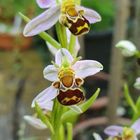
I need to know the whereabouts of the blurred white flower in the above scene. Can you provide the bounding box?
[134,77,140,90]
[93,133,103,140]
[116,40,137,57]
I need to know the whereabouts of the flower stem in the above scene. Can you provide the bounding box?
[66,123,73,140]
[51,99,65,140]
[55,22,68,48]
[68,34,76,55]
[124,84,138,114]
[39,32,61,49]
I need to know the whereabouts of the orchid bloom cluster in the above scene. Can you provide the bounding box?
[22,0,103,139]
[93,119,140,140]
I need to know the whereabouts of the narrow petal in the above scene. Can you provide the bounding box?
[32,86,58,108]
[43,65,58,82]
[104,125,123,136]
[24,115,47,129]
[131,119,140,135]
[93,133,103,140]
[36,0,56,9]
[76,6,101,23]
[23,5,60,36]
[73,60,103,78]
[55,48,74,66]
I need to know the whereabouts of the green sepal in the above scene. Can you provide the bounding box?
[61,88,100,122]
[19,12,61,49]
[35,102,54,134]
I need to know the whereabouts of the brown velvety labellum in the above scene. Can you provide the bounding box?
[57,88,84,105]
[67,16,90,36]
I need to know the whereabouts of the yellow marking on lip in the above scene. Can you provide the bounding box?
[61,96,81,104]
[75,23,89,34]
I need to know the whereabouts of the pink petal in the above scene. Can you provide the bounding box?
[131,119,140,135]
[31,86,58,108]
[24,115,47,129]
[43,65,58,82]
[23,5,60,36]
[55,48,74,66]
[76,6,101,24]
[104,125,123,136]
[36,0,56,9]
[72,60,103,78]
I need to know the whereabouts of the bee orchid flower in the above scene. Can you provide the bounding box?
[104,119,140,140]
[32,48,103,107]
[23,0,101,36]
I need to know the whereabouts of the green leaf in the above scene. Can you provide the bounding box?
[69,105,83,113]
[132,97,140,121]
[35,102,54,134]
[124,84,137,114]
[19,12,61,49]
[135,96,140,117]
[61,88,100,122]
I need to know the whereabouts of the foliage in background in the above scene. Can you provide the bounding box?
[0,0,37,23]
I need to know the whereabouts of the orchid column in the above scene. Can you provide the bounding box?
[21,0,103,140]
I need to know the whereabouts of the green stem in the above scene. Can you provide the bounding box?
[67,123,73,140]
[55,22,68,48]
[68,34,76,55]
[19,12,61,49]
[59,125,65,140]
[51,99,65,140]
[39,32,61,49]
[124,84,138,114]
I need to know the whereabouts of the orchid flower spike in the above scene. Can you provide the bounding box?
[104,119,140,140]
[32,48,103,107]
[23,0,101,36]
